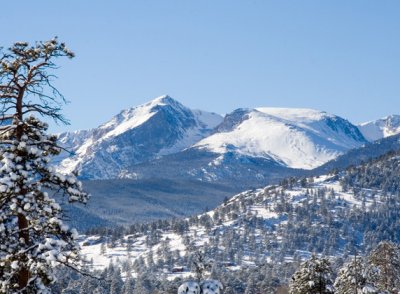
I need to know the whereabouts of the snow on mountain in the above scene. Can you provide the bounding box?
[56,97,369,180]
[57,95,223,179]
[193,107,367,169]
[358,114,400,141]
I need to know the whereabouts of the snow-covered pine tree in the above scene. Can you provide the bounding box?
[0,39,88,293]
[334,256,378,294]
[121,276,134,294]
[132,272,152,294]
[367,241,400,293]
[190,251,214,282]
[109,267,123,294]
[289,255,334,294]
[79,277,92,294]
[244,273,258,294]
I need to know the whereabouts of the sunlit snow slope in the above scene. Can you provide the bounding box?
[193,107,367,169]
[57,95,223,179]
[358,115,400,142]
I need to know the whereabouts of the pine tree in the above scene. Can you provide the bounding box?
[122,276,134,294]
[289,255,334,294]
[100,241,107,255]
[244,273,258,294]
[109,267,123,294]
[79,277,92,294]
[334,256,377,294]
[190,251,214,282]
[133,272,152,294]
[367,241,400,293]
[0,39,88,293]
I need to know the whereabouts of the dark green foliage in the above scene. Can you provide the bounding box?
[289,256,334,294]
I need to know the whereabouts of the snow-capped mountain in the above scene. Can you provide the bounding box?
[56,96,368,181]
[57,95,223,179]
[358,115,400,141]
[192,107,367,169]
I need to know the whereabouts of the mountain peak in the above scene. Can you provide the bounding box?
[101,95,187,132]
[214,108,253,133]
[358,114,400,141]
[383,114,400,125]
[146,95,183,109]
[57,95,223,179]
[152,94,173,103]
[360,114,400,126]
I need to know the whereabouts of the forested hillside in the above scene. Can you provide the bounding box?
[54,150,400,293]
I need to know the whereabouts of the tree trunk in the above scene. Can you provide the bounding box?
[18,214,30,289]
[16,91,30,290]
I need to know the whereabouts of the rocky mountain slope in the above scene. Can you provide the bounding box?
[57,96,222,179]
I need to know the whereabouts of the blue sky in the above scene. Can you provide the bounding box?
[1,1,399,132]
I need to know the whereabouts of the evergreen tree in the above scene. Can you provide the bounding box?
[109,267,123,294]
[334,256,377,294]
[244,273,258,294]
[122,276,134,294]
[79,277,91,294]
[0,39,88,293]
[367,241,400,293]
[289,255,334,294]
[190,251,213,282]
[100,242,107,255]
[93,287,106,294]
[133,272,152,294]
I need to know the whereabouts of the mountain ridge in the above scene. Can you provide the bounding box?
[56,95,370,180]
[193,106,366,169]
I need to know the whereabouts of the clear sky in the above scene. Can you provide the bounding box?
[1,1,399,132]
